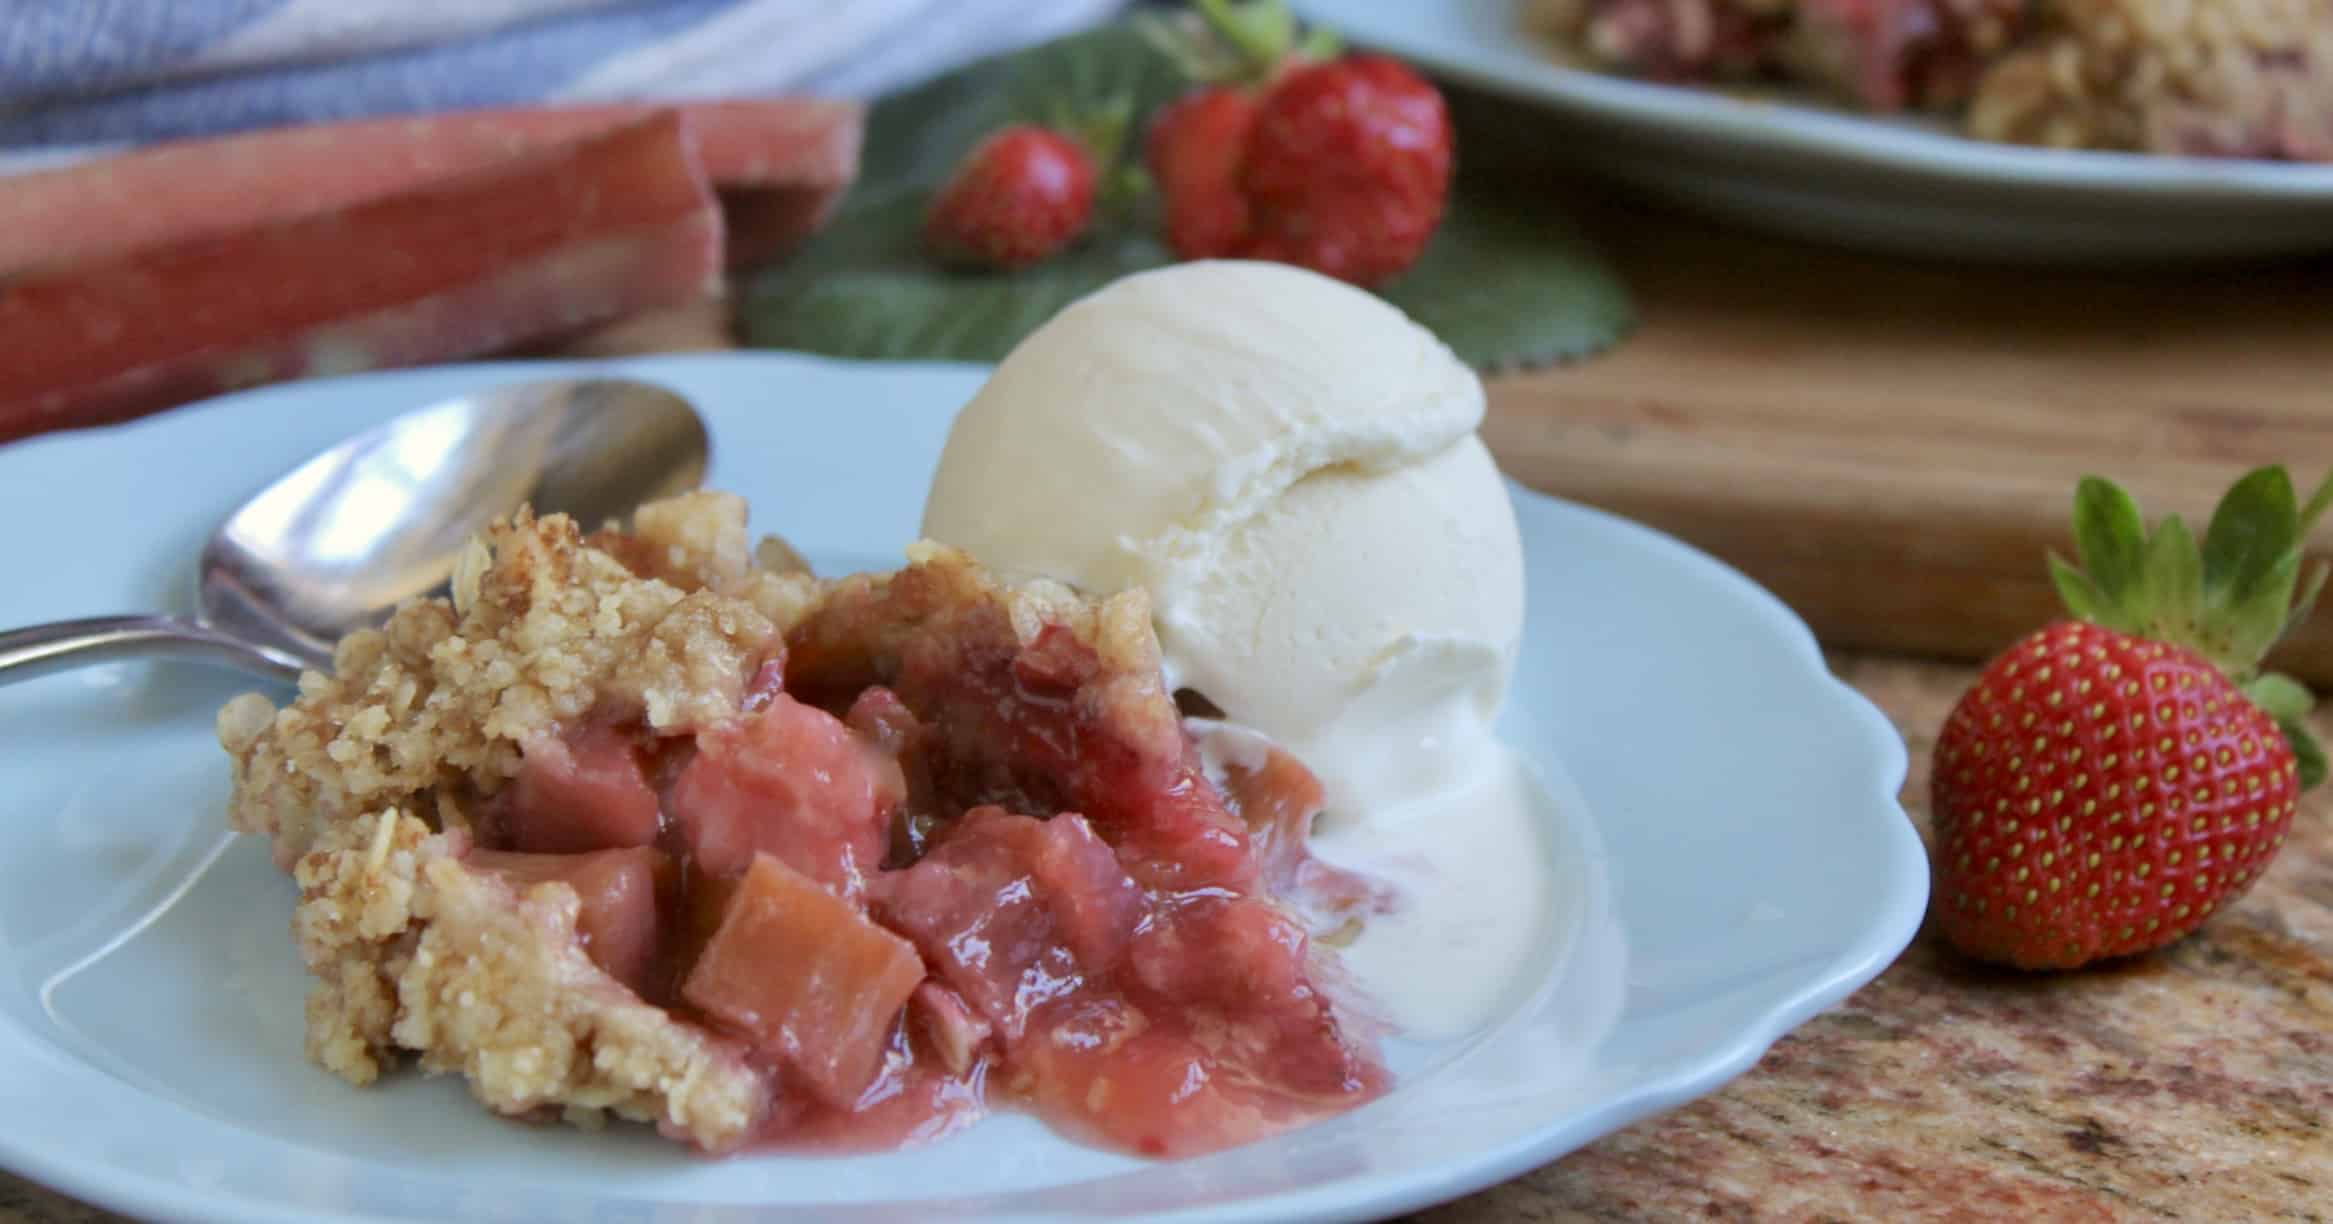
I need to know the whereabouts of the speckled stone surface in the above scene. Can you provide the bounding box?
[7,654,2326,1222]
[1398,657,2333,1224]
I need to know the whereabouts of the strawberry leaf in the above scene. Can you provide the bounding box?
[1193,0,1298,70]
[1377,198,1635,372]
[2070,477,2147,608]
[2244,672,2314,722]
[739,191,1174,362]
[2201,465,2299,613]
[738,20,1633,371]
[2138,514,2204,644]
[2285,560,2329,644]
[2048,552,2113,628]
[2280,715,2327,791]
[2222,549,2303,674]
[1296,27,1344,58]
[2300,468,2333,537]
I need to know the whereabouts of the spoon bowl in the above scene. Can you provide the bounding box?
[0,376,707,686]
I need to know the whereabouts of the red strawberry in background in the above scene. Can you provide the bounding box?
[1141,0,1454,287]
[1929,466,2329,970]
[924,122,1107,271]
[1144,87,1258,261]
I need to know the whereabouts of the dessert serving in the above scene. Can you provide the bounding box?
[215,261,1560,1159]
[1526,0,2333,161]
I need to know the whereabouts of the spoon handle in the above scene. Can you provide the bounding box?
[0,615,307,688]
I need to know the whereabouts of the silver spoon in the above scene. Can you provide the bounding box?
[0,376,708,688]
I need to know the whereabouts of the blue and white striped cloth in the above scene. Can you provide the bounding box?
[0,0,1125,169]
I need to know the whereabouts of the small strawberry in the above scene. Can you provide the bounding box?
[923,125,1100,270]
[1930,467,2330,970]
[1144,87,1257,260]
[1140,0,1453,287]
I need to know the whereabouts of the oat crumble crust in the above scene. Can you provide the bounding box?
[217,491,814,870]
[215,491,1172,1150]
[291,809,764,1146]
[217,491,822,1149]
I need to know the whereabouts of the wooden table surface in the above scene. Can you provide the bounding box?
[7,195,2331,1224]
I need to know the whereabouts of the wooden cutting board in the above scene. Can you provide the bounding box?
[1481,193,2333,683]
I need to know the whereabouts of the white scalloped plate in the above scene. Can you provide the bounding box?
[1295,0,2333,260]
[0,354,1923,1223]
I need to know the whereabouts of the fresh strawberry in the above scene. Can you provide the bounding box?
[1141,1,1453,287]
[1235,54,1453,287]
[923,125,1098,270]
[1930,467,2330,970]
[1144,87,1257,260]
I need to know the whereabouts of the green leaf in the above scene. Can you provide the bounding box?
[1296,26,1344,58]
[2280,715,2328,792]
[2221,548,2302,674]
[2244,672,2315,722]
[1133,13,1227,83]
[2300,468,2333,537]
[2138,514,2204,644]
[2070,477,2148,608]
[2285,560,2329,643]
[741,191,1176,362]
[1049,93,1135,168]
[1377,199,1635,371]
[1193,0,1296,69]
[739,21,1633,371]
[2048,551,2113,628]
[2201,465,2298,611]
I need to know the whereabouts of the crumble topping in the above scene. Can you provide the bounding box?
[291,809,764,1148]
[219,492,813,868]
[218,491,1382,1157]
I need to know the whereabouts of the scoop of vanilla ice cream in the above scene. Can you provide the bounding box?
[919,261,1524,807]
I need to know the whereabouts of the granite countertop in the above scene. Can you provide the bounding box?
[7,653,2326,1223]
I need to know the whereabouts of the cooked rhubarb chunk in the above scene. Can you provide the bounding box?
[843,686,942,865]
[1129,891,1369,1098]
[681,853,925,1108]
[843,686,922,753]
[908,981,993,1074]
[503,724,662,854]
[741,657,788,713]
[1131,892,1310,1011]
[1010,812,1147,969]
[1016,996,1271,1159]
[876,807,1141,1040]
[469,847,667,995]
[1011,893,1383,1157]
[669,693,901,899]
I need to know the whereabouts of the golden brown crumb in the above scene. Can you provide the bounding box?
[798,542,1185,766]
[754,534,813,577]
[219,495,806,868]
[1967,0,2333,156]
[221,495,813,1149]
[292,810,767,1148]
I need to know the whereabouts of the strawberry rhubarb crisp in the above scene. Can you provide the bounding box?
[216,492,1384,1157]
[1530,0,2333,160]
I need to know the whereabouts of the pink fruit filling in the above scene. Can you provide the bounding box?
[461,562,1385,1157]
[669,691,900,899]
[682,853,926,1109]
[470,846,669,996]
[501,724,661,854]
